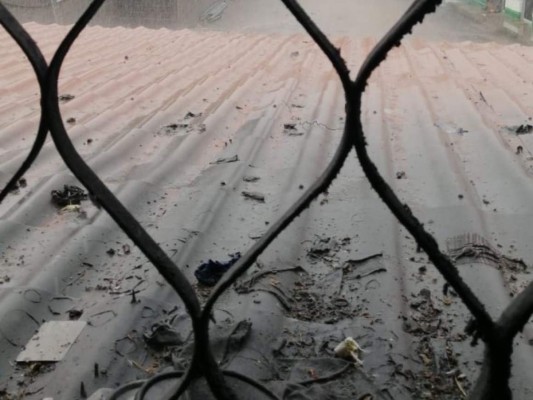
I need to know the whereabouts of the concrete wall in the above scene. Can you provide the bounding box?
[467,0,524,17]
[505,0,524,18]
[524,0,533,20]
[499,0,533,41]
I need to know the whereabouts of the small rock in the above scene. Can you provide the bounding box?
[68,309,83,320]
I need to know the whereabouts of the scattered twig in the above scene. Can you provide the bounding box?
[296,361,352,385]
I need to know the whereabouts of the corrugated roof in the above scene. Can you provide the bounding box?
[1,21,533,400]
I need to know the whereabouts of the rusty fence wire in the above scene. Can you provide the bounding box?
[1,0,533,399]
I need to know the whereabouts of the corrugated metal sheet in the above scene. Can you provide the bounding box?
[1,21,533,399]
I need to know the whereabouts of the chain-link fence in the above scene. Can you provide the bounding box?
[3,0,217,27]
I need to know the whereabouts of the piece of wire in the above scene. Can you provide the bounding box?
[127,369,281,400]
[108,380,145,400]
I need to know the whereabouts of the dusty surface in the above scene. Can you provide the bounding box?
[0,2,533,399]
[202,0,518,43]
[5,0,526,43]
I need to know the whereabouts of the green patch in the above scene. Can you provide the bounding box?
[468,0,487,7]
[504,7,523,20]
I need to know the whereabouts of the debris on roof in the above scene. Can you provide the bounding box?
[241,191,265,202]
[211,155,239,164]
[516,123,533,134]
[1,18,533,400]
[16,321,86,363]
[194,252,242,286]
[50,185,88,207]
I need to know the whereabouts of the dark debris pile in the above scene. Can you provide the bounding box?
[7,178,27,194]
[399,288,471,399]
[289,273,361,324]
[50,185,88,207]
[194,252,241,287]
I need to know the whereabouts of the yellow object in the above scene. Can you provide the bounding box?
[334,337,364,365]
[60,204,81,213]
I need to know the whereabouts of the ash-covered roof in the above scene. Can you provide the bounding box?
[1,20,533,400]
